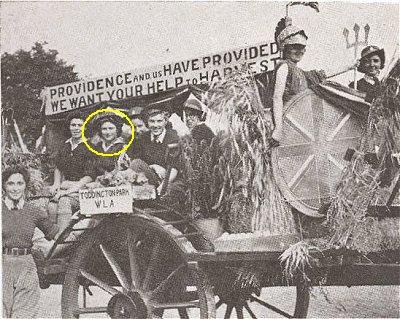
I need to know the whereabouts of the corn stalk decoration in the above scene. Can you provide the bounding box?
[200,65,297,235]
[326,60,400,253]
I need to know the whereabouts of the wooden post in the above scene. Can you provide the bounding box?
[13,119,29,153]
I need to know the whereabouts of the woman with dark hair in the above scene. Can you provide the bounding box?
[183,95,215,145]
[49,114,93,233]
[271,17,316,142]
[349,45,385,103]
[89,113,127,178]
[50,114,93,200]
[2,166,58,318]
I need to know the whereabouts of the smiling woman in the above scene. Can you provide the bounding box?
[349,45,386,102]
[2,166,58,318]
[48,114,93,233]
[88,113,127,179]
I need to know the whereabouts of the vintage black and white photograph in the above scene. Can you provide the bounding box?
[1,1,399,318]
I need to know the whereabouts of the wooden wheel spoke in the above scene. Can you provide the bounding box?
[74,306,108,315]
[142,238,162,292]
[178,308,190,319]
[126,230,142,290]
[80,269,119,296]
[250,295,293,318]
[99,244,130,290]
[216,299,223,309]
[244,302,258,319]
[149,264,186,299]
[224,304,233,319]
[236,306,244,319]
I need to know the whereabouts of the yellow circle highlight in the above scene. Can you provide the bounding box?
[82,107,135,157]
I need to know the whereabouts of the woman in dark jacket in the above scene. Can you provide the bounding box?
[349,45,385,103]
[183,95,215,145]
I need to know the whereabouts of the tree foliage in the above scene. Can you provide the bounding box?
[1,42,79,141]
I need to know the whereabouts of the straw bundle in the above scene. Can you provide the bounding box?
[278,62,400,285]
[325,61,400,253]
[203,65,296,235]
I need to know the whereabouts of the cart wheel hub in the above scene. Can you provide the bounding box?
[107,291,147,319]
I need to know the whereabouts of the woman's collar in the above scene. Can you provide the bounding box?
[363,74,379,84]
[3,197,25,210]
[65,137,83,150]
[101,136,125,152]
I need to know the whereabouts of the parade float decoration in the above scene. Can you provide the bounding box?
[4,4,399,315]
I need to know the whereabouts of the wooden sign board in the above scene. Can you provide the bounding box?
[79,185,133,215]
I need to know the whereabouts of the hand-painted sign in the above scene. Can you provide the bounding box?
[44,41,280,115]
[79,185,133,215]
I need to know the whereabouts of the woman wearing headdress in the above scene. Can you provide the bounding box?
[271,17,357,143]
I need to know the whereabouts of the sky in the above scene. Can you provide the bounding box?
[1,1,399,86]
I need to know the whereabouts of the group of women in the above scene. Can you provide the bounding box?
[2,15,386,318]
[2,113,131,317]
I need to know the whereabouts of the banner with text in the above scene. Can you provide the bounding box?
[44,41,280,115]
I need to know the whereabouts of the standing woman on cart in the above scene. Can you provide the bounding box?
[271,17,321,143]
[271,17,357,144]
[2,166,58,318]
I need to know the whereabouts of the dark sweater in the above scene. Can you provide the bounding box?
[349,77,381,103]
[127,129,180,170]
[89,141,125,178]
[56,141,92,181]
[191,123,215,145]
[2,202,58,248]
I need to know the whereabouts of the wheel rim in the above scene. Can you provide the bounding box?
[215,285,310,319]
[61,215,215,318]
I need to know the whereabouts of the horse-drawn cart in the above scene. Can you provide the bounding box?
[36,60,400,319]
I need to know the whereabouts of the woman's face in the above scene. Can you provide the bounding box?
[286,44,306,63]
[185,110,201,130]
[69,118,83,139]
[4,173,26,201]
[101,121,118,143]
[362,54,382,77]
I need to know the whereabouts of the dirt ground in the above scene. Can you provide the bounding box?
[38,285,399,318]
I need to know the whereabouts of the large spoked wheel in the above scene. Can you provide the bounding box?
[215,284,310,318]
[61,214,215,318]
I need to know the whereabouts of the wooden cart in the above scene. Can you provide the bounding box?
[41,198,399,319]
[39,71,399,318]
